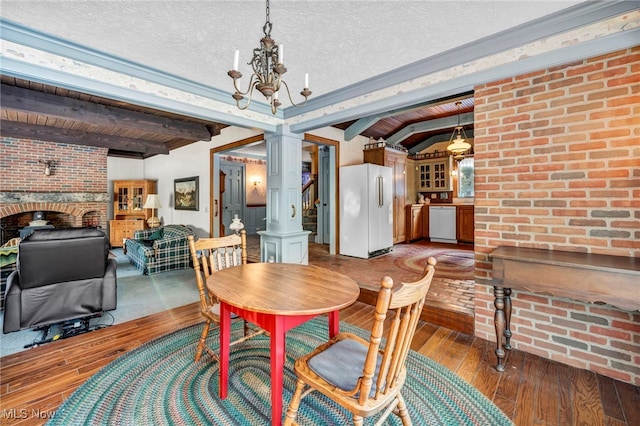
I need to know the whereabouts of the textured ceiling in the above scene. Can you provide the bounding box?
[0,0,583,99]
[1,1,596,158]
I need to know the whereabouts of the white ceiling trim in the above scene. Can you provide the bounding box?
[287,11,640,133]
[1,4,638,135]
[285,1,640,120]
[0,38,281,132]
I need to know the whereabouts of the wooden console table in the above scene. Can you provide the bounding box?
[489,246,640,372]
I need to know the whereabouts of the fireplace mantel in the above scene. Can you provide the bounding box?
[0,192,110,244]
[0,192,109,204]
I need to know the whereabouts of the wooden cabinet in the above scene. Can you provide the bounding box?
[405,204,432,242]
[422,204,429,239]
[417,157,452,191]
[109,179,156,247]
[456,205,474,243]
[364,146,407,244]
[113,180,156,220]
[406,205,423,242]
[109,219,144,247]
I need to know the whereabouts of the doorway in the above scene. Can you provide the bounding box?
[211,133,340,256]
[219,161,244,236]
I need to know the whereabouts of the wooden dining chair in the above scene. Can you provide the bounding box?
[187,231,264,363]
[284,257,437,426]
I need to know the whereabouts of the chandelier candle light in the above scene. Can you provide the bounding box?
[228,0,311,114]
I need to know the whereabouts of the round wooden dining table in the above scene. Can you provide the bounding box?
[207,262,360,426]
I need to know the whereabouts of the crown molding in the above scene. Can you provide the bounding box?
[284,1,639,121]
[0,18,282,120]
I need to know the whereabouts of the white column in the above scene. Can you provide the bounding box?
[258,125,310,264]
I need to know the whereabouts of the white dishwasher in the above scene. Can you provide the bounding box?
[429,205,457,243]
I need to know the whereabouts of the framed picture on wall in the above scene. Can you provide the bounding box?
[174,176,199,211]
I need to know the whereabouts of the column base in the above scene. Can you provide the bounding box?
[258,230,311,264]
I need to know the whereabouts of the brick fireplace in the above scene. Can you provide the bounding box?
[0,197,108,244]
[0,137,110,244]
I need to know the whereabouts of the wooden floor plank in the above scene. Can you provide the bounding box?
[556,361,575,426]
[417,326,454,358]
[614,380,640,426]
[512,353,542,426]
[433,331,474,373]
[573,368,606,426]
[1,301,639,426]
[493,346,525,420]
[454,337,486,384]
[534,358,560,425]
[597,374,627,423]
[411,321,439,351]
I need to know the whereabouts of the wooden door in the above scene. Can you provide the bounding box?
[319,147,331,244]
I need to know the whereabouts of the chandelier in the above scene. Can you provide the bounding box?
[447,101,471,155]
[227,0,311,115]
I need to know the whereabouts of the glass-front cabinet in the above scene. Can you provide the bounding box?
[114,180,154,218]
[116,186,129,214]
[417,157,451,191]
[110,180,157,247]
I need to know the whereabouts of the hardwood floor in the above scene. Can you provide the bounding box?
[1,302,639,425]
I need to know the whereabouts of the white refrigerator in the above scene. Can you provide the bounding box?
[339,163,393,258]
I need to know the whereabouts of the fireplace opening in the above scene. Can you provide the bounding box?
[0,209,104,245]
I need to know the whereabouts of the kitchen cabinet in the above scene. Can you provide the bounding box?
[110,179,156,247]
[416,157,452,191]
[405,204,424,242]
[422,204,430,239]
[456,205,475,243]
[364,146,407,243]
[405,204,432,242]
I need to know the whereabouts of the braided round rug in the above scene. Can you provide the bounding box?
[47,317,513,425]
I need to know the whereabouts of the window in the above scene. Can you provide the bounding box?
[458,157,474,198]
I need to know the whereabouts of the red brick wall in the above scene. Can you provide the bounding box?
[473,47,640,385]
[0,137,107,192]
[0,137,109,229]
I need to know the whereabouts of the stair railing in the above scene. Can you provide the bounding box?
[301,174,317,216]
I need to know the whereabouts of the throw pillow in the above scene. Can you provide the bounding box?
[148,228,163,240]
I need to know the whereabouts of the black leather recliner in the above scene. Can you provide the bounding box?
[3,227,117,333]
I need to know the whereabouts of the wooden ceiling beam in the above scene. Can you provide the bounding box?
[343,94,473,141]
[0,120,170,155]
[1,84,212,141]
[408,129,475,154]
[386,112,474,146]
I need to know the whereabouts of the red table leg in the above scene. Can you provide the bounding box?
[270,316,286,426]
[219,302,231,399]
[217,309,330,425]
[327,310,340,338]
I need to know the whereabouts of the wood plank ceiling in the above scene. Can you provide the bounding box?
[332,94,475,153]
[1,75,474,158]
[0,76,227,159]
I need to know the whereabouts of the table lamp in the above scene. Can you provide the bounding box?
[229,214,244,234]
[143,194,162,228]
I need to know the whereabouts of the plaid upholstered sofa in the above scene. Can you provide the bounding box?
[125,225,195,275]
